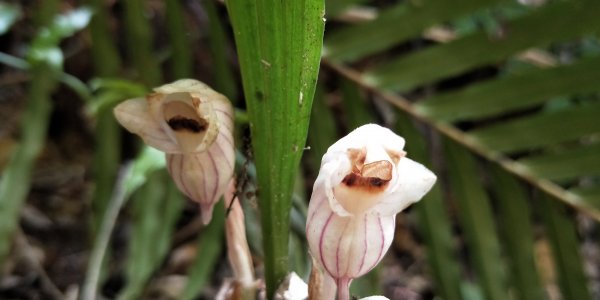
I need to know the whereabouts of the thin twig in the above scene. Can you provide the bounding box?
[80,163,132,300]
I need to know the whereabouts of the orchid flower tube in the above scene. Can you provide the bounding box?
[305,124,436,300]
[114,79,234,224]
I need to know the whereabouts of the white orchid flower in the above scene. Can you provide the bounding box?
[114,79,234,224]
[305,124,436,300]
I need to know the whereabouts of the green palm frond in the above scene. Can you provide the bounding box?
[319,0,599,299]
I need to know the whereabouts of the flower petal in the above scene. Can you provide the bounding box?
[113,97,180,153]
[144,79,233,154]
[306,190,395,280]
[166,126,235,224]
[326,124,405,156]
[372,157,437,216]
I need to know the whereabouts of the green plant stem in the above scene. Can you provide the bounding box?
[204,0,237,101]
[88,0,121,77]
[0,52,91,102]
[166,0,193,79]
[81,164,132,300]
[0,0,60,263]
[87,0,122,233]
[0,63,57,264]
[123,0,162,86]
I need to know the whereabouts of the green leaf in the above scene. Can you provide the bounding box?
[204,0,238,101]
[28,7,92,68]
[0,64,57,265]
[324,0,508,62]
[119,171,184,300]
[416,56,600,122]
[570,185,600,210]
[225,0,325,297]
[0,0,60,265]
[444,140,508,300]
[396,116,462,300]
[123,0,162,86]
[364,0,600,91]
[307,83,337,174]
[123,147,166,198]
[86,79,147,116]
[0,2,21,35]
[339,77,373,130]
[166,0,193,79]
[489,166,544,300]
[519,142,600,182]
[87,0,121,76]
[470,103,600,153]
[180,203,225,300]
[538,195,591,300]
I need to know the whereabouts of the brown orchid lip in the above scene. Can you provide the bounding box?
[161,95,209,134]
[342,148,394,193]
[341,160,392,192]
[167,116,208,132]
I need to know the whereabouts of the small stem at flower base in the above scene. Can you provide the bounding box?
[337,278,352,300]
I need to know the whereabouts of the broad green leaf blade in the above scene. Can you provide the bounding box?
[180,203,225,300]
[364,0,600,91]
[396,117,462,300]
[538,195,591,300]
[444,140,508,300]
[225,0,325,297]
[119,171,184,300]
[489,166,544,300]
[416,56,600,122]
[519,143,600,181]
[570,185,600,210]
[518,142,600,182]
[324,0,507,62]
[470,103,600,153]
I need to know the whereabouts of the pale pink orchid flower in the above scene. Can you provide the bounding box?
[305,124,436,300]
[114,79,234,224]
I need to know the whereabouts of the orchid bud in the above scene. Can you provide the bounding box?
[305,124,436,300]
[114,79,234,224]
